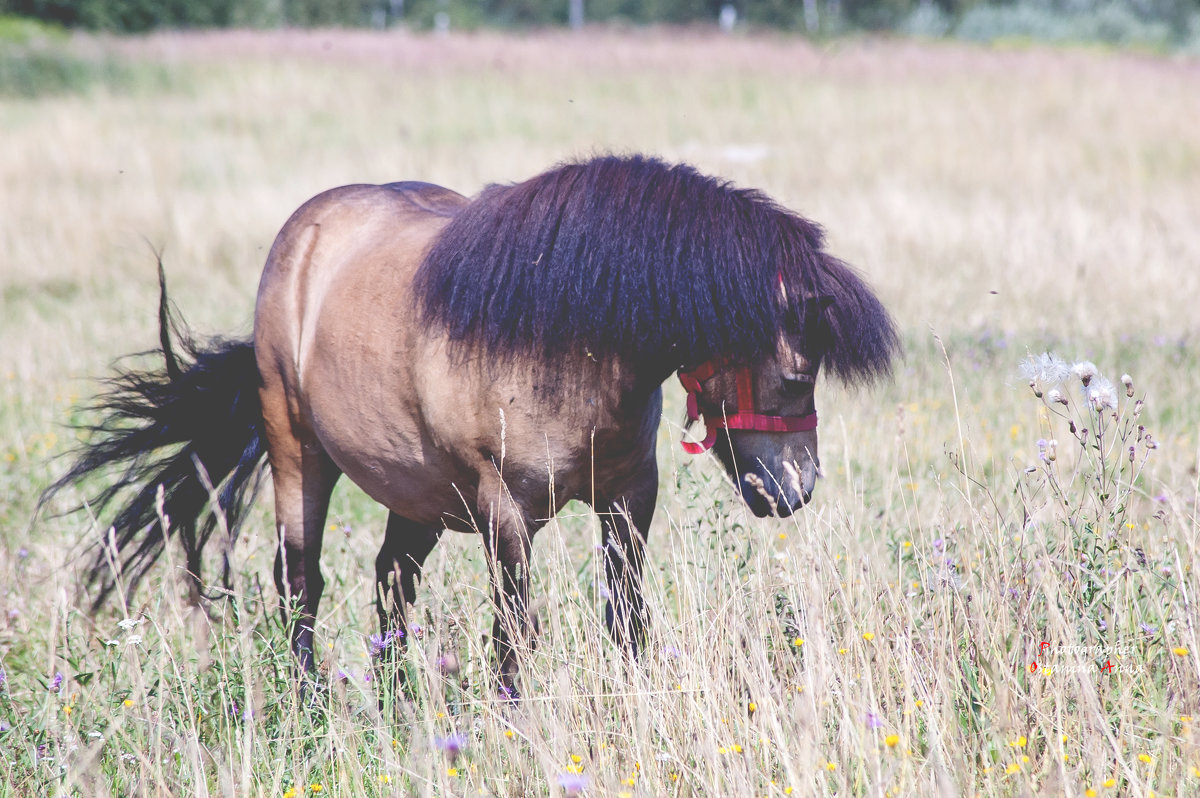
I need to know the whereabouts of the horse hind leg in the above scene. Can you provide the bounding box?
[374,512,442,663]
[262,408,341,675]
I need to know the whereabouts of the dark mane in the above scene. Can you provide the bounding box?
[414,155,898,383]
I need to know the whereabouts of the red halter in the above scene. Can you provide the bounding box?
[677,360,818,454]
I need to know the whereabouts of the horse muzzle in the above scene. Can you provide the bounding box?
[740,458,816,518]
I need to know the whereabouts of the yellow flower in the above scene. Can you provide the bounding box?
[732,744,743,753]
[283,790,296,798]
[1103,778,1116,787]
[914,700,923,707]
[903,541,912,548]
[123,699,133,708]
[570,754,582,764]
[1005,763,1020,774]
[1173,647,1190,657]
[863,632,875,641]
[718,747,728,755]
[885,734,900,748]
[778,532,787,540]
[623,777,636,786]
[784,788,793,795]
[504,729,514,739]
[793,637,804,647]
[825,762,837,771]
[837,648,848,655]
[379,775,391,784]
[669,773,679,781]
[1180,715,1193,723]
[447,768,458,777]
[748,702,757,713]
[1138,754,1153,764]
[1012,735,1027,748]
[1085,790,1096,797]
[309,786,323,794]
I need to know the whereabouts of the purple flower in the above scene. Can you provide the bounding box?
[864,711,883,729]
[1140,623,1158,635]
[17,548,28,560]
[49,672,63,692]
[932,538,945,552]
[369,629,404,658]
[557,773,590,795]
[434,732,468,761]
[0,668,6,689]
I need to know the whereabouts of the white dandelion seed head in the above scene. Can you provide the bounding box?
[1019,352,1071,386]
[1072,361,1098,387]
[1121,373,1134,397]
[117,617,143,631]
[1045,389,1063,405]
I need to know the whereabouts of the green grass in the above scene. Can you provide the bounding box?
[2,29,1200,797]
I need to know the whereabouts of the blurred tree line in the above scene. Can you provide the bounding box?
[1,0,1198,48]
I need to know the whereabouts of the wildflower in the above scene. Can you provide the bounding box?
[864,712,883,729]
[1138,754,1153,764]
[1072,361,1098,387]
[825,762,836,771]
[434,732,467,763]
[1005,763,1020,774]
[0,669,5,689]
[1180,715,1192,723]
[504,729,514,739]
[885,734,900,747]
[49,672,63,692]
[447,767,458,777]
[1085,790,1097,797]
[309,785,323,793]
[379,774,391,784]
[792,637,804,647]
[862,632,875,641]
[1047,439,1057,461]
[557,772,589,794]
[570,754,582,764]
[1121,374,1134,397]
[123,699,133,708]
[368,630,401,657]
[117,617,143,631]
[433,653,460,674]
[1045,388,1067,405]
[1103,778,1116,787]
[1174,647,1190,657]
[748,702,757,713]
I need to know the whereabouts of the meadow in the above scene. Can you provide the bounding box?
[2,28,1199,797]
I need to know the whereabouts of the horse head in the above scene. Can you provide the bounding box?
[679,300,831,518]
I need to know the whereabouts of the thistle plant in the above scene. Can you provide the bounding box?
[1016,351,1159,621]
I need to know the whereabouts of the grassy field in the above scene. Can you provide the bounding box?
[2,28,1200,797]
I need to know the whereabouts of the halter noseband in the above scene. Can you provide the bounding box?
[677,360,818,454]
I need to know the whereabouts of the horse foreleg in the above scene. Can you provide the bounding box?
[599,472,657,657]
[266,432,341,675]
[374,512,442,658]
[477,474,536,699]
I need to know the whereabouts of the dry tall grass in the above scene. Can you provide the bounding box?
[2,30,1199,797]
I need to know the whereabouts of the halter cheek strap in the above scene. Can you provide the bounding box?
[678,361,818,454]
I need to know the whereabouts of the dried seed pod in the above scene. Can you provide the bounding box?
[1121,374,1134,398]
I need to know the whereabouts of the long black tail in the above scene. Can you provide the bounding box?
[40,264,267,606]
